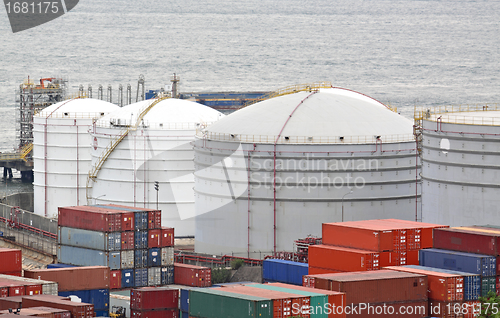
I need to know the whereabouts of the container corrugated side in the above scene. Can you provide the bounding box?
[24,266,109,292]
[263,259,308,285]
[121,250,134,269]
[189,288,272,318]
[215,285,310,317]
[21,296,94,318]
[383,266,463,302]
[433,227,500,256]
[110,270,121,290]
[161,266,174,285]
[58,227,116,251]
[147,211,161,230]
[56,246,121,270]
[130,287,178,310]
[322,222,395,251]
[309,245,380,272]
[398,265,481,301]
[305,270,428,305]
[148,230,161,248]
[58,206,122,232]
[0,275,58,296]
[130,309,179,318]
[147,268,161,287]
[121,269,134,289]
[148,248,161,267]
[134,231,148,249]
[134,250,148,268]
[174,263,211,287]
[419,248,496,277]
[134,269,148,288]
[121,232,135,250]
[161,228,174,247]
[161,247,174,266]
[0,249,22,273]
[135,212,148,230]
[58,289,109,312]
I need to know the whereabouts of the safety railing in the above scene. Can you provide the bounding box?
[35,111,108,119]
[415,103,500,126]
[243,82,333,107]
[95,119,221,131]
[197,131,415,144]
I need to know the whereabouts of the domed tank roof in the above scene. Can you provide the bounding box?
[205,87,414,143]
[38,98,119,117]
[101,98,223,128]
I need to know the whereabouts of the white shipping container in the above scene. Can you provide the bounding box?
[161,247,174,266]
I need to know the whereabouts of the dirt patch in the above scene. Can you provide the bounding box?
[230,266,262,283]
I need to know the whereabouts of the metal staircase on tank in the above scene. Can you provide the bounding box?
[85,95,170,203]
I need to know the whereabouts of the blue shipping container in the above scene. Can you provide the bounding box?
[47,263,76,269]
[148,248,161,267]
[59,289,109,311]
[57,245,121,270]
[134,268,148,287]
[135,249,148,268]
[263,259,308,285]
[406,265,481,301]
[95,310,109,317]
[181,310,189,318]
[121,269,135,288]
[135,212,148,230]
[180,288,190,312]
[419,248,496,277]
[161,266,174,285]
[134,230,148,249]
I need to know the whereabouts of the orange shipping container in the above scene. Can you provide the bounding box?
[309,245,380,272]
[384,266,464,302]
[24,266,110,292]
[217,285,310,318]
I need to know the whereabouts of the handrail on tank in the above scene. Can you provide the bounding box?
[414,103,500,126]
[241,81,333,108]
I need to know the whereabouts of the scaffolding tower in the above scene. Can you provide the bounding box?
[16,77,67,148]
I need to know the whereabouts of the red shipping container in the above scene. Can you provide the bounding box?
[0,306,71,318]
[148,230,161,248]
[217,285,311,318]
[130,309,178,318]
[121,232,135,250]
[2,271,22,277]
[174,263,211,287]
[0,296,24,310]
[268,283,346,318]
[110,270,121,290]
[147,211,161,229]
[309,245,380,272]
[32,306,72,318]
[161,227,174,247]
[383,250,420,267]
[22,295,94,318]
[303,270,428,305]
[130,287,178,310]
[24,266,110,292]
[122,213,135,231]
[24,284,42,297]
[0,287,8,298]
[434,227,500,256]
[322,221,395,251]
[0,249,22,273]
[384,266,464,302]
[58,206,122,232]
[0,279,25,297]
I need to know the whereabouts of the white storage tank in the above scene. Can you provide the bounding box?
[88,98,223,236]
[420,105,500,226]
[33,98,119,218]
[194,86,420,258]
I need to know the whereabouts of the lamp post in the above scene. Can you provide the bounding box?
[154,181,159,210]
[341,188,353,222]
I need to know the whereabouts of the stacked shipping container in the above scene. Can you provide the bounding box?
[0,274,58,297]
[433,226,500,297]
[57,205,175,289]
[309,219,447,274]
[24,266,110,316]
[174,263,211,287]
[302,270,429,318]
[130,287,179,318]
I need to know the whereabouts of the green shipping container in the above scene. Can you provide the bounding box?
[189,288,273,318]
[481,276,496,296]
[247,283,327,318]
